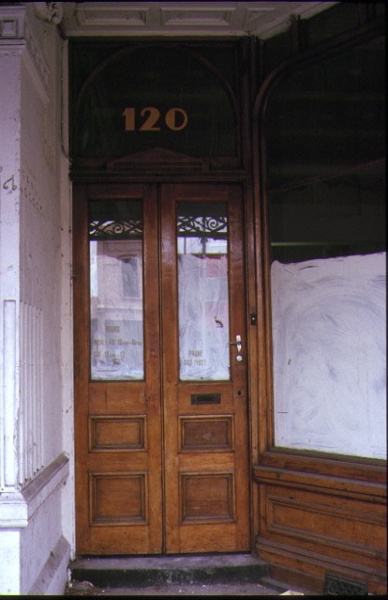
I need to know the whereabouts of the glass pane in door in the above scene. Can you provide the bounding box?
[177,202,230,381]
[89,199,144,380]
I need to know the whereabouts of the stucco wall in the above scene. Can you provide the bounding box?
[20,8,63,472]
[0,4,72,594]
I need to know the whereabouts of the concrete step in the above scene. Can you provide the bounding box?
[69,553,270,589]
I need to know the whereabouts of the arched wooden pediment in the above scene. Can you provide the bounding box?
[106,147,208,174]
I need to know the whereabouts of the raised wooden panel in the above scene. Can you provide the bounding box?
[90,473,147,525]
[180,473,234,522]
[267,490,385,555]
[89,415,146,451]
[262,485,386,562]
[256,480,387,594]
[179,416,233,452]
[88,383,147,414]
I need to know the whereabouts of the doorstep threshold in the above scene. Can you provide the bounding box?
[69,553,269,588]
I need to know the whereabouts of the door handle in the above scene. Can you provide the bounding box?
[229,334,242,352]
[229,334,243,360]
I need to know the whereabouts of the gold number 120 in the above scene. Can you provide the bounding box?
[123,107,188,132]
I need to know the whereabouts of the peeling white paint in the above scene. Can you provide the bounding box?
[271,252,386,459]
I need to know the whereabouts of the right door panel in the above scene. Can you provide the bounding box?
[161,183,250,553]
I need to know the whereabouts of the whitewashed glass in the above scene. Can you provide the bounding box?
[177,203,230,381]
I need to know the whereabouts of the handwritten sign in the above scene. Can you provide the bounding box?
[91,319,144,380]
[183,348,207,367]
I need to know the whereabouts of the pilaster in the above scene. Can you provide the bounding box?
[0,4,24,494]
[0,4,71,594]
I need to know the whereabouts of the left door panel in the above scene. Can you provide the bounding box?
[73,184,162,554]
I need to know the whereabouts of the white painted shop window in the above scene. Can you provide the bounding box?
[271,253,386,459]
[265,35,386,459]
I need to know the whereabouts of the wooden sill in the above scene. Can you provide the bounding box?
[254,448,386,498]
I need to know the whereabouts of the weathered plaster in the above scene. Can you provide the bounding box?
[0,4,72,594]
[0,455,70,594]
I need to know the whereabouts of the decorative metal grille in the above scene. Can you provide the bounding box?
[177,215,227,237]
[89,219,143,240]
[324,573,368,596]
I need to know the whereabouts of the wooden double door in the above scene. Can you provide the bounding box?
[74,182,250,554]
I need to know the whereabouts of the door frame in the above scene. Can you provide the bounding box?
[72,173,260,555]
